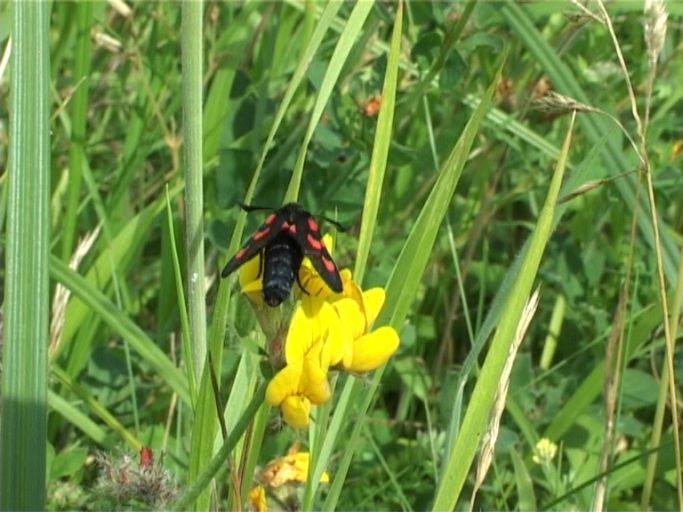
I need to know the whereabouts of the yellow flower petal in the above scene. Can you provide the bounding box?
[322,233,335,254]
[301,358,331,404]
[237,253,264,305]
[239,254,262,289]
[294,233,342,300]
[341,273,364,306]
[300,292,325,317]
[265,363,303,406]
[362,288,385,327]
[284,306,314,364]
[321,307,347,367]
[285,302,338,370]
[281,395,311,429]
[346,326,399,373]
[333,298,366,340]
[248,485,267,512]
[298,266,337,300]
[240,280,265,306]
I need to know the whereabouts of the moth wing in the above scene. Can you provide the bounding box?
[296,214,343,293]
[221,213,285,278]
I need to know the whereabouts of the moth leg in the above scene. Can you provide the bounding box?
[257,252,265,279]
[297,272,310,295]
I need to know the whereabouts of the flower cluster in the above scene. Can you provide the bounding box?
[239,235,399,429]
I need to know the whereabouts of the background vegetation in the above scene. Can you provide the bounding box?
[1,0,682,510]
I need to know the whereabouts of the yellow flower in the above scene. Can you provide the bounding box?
[248,230,399,429]
[329,278,399,372]
[532,438,558,464]
[265,357,331,429]
[295,269,399,371]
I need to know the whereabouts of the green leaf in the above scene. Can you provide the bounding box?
[1,1,51,508]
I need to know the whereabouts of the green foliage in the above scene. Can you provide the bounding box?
[1,0,50,508]
[2,1,682,509]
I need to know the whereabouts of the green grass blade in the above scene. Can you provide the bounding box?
[52,366,141,449]
[181,0,207,382]
[378,69,503,330]
[432,113,576,511]
[47,389,107,446]
[0,1,50,508]
[187,4,346,508]
[165,187,197,404]
[510,446,537,511]
[543,304,661,441]
[60,1,92,262]
[353,0,401,284]
[50,256,191,406]
[203,3,262,164]
[284,0,374,202]
[55,183,184,374]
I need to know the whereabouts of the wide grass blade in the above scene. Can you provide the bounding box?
[432,113,577,511]
[181,0,207,385]
[0,1,51,508]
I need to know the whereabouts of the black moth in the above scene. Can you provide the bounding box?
[221,202,344,307]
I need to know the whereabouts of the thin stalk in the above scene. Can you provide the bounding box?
[0,0,51,509]
[181,0,206,382]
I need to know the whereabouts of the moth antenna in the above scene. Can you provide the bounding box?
[321,216,347,232]
[237,201,274,213]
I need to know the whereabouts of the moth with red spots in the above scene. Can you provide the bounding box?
[221,202,344,306]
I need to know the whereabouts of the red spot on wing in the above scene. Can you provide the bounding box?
[322,255,336,272]
[252,227,271,241]
[289,224,297,234]
[307,234,323,250]
[265,213,277,224]
[282,221,291,230]
[236,247,248,260]
[307,218,319,232]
